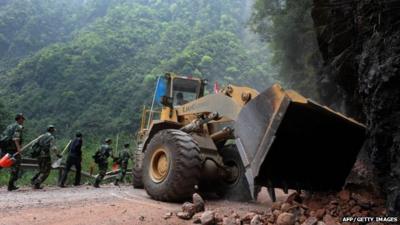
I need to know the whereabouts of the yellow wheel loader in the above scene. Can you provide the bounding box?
[133,72,366,202]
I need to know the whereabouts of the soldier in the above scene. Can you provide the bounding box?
[93,138,112,188]
[31,125,60,189]
[59,132,83,187]
[0,113,25,191]
[114,143,131,186]
[176,92,188,105]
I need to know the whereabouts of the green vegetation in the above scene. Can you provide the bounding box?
[0,0,274,138]
[0,0,275,186]
[250,0,321,99]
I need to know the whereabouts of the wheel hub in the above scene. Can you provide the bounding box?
[150,148,169,183]
[225,161,240,184]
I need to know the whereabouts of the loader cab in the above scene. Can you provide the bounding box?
[140,73,206,132]
[170,76,204,106]
[155,73,206,107]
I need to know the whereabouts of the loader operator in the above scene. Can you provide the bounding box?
[59,132,83,187]
[176,92,188,105]
[31,125,60,189]
[93,138,113,188]
[0,113,25,191]
[114,143,131,186]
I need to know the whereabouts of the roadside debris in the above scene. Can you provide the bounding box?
[200,210,215,225]
[172,190,385,225]
[163,212,172,220]
[175,193,206,220]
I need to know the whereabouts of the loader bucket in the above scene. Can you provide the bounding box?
[234,84,366,194]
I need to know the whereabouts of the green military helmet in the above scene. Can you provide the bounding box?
[47,125,56,132]
[15,113,25,121]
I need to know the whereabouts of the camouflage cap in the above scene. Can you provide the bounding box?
[15,113,25,120]
[47,125,56,131]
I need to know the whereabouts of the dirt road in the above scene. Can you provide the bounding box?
[0,185,284,225]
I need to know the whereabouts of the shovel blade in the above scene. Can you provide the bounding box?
[51,158,62,168]
[0,153,15,168]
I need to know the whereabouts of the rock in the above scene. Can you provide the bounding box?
[193,193,205,212]
[298,215,307,224]
[223,216,239,225]
[316,222,326,225]
[286,192,302,204]
[242,212,256,223]
[273,209,281,217]
[182,202,197,216]
[281,203,292,212]
[338,190,351,201]
[360,210,369,217]
[200,211,215,225]
[214,213,223,224]
[163,212,172,220]
[231,212,240,219]
[267,215,275,223]
[193,213,203,224]
[272,202,283,211]
[301,217,318,225]
[348,199,356,207]
[315,209,325,220]
[329,200,338,205]
[323,214,337,225]
[250,215,262,225]
[350,205,361,214]
[193,218,201,224]
[138,215,145,221]
[277,212,296,225]
[177,212,193,220]
[351,193,372,209]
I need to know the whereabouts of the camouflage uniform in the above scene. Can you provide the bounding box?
[114,148,131,185]
[31,131,57,189]
[94,143,112,187]
[0,122,23,190]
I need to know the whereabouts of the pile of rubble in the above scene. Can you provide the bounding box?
[168,190,385,225]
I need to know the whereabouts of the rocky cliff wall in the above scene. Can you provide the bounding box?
[311,0,400,215]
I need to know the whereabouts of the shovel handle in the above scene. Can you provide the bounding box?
[13,135,45,157]
[60,140,72,156]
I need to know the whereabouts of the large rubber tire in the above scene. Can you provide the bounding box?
[217,144,252,201]
[142,129,201,202]
[132,145,144,188]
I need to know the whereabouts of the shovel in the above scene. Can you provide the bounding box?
[51,140,72,168]
[0,135,44,168]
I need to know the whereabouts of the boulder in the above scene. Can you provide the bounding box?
[200,211,215,225]
[276,212,296,225]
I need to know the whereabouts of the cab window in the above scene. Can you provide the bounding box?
[172,78,200,106]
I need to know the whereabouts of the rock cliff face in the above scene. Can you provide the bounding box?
[311,0,400,215]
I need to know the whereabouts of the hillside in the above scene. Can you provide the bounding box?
[0,0,274,137]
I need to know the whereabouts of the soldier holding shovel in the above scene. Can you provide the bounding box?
[0,113,25,191]
[30,125,60,189]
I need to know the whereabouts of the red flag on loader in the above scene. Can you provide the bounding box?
[213,81,219,94]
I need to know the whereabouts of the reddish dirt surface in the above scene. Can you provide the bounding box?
[0,185,287,225]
